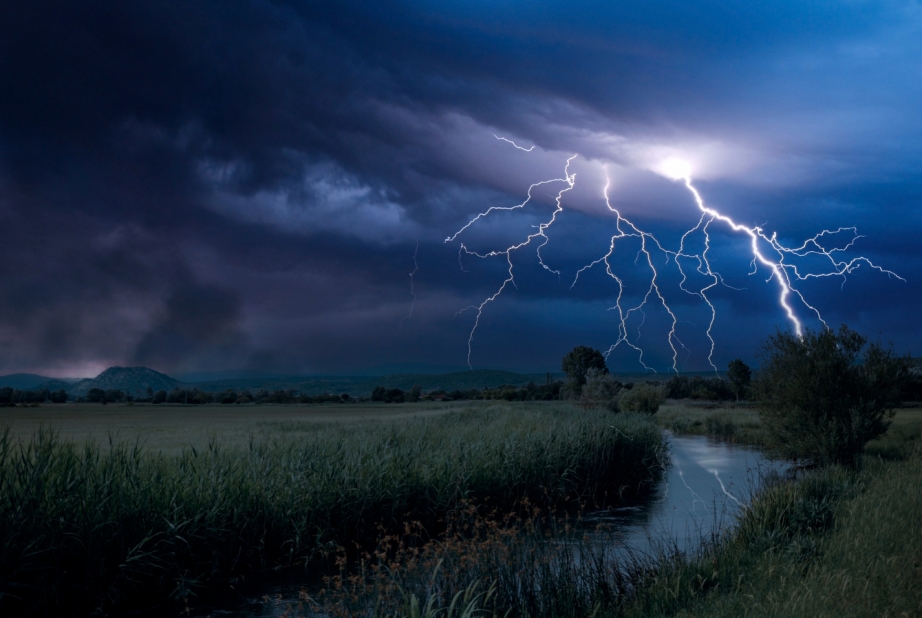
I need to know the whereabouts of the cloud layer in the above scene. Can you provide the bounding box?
[1,0,920,375]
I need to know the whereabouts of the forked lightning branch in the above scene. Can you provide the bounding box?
[445,138,903,372]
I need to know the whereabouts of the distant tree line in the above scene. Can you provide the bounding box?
[0,387,68,406]
[369,380,566,403]
[147,387,353,405]
[4,342,922,410]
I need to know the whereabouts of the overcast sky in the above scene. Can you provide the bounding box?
[1,1,920,377]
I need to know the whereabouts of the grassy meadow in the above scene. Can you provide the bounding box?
[0,401,666,616]
[0,401,482,453]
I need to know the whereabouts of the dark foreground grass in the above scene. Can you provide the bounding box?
[292,413,922,618]
[0,405,666,616]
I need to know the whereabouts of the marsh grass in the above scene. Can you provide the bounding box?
[655,403,765,445]
[297,415,922,618]
[0,405,666,616]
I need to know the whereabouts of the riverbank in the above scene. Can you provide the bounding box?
[0,403,667,616]
[322,406,920,618]
[624,441,921,617]
[621,404,922,617]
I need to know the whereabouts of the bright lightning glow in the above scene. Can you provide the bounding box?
[659,157,692,180]
[445,141,903,372]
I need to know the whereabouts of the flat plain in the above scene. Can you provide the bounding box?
[5,402,920,454]
[0,401,492,453]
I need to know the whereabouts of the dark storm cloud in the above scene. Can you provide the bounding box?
[131,283,248,372]
[0,1,919,375]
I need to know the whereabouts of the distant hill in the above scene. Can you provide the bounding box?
[29,379,74,392]
[0,373,60,389]
[69,366,180,397]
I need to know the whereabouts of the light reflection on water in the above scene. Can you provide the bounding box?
[200,432,785,617]
[575,432,786,555]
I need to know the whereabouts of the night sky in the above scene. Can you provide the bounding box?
[2,1,920,378]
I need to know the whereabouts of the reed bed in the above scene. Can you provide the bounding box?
[655,403,766,445]
[0,404,666,616]
[296,416,921,618]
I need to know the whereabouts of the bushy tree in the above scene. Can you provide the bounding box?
[561,346,608,396]
[755,325,907,467]
[618,383,666,414]
[579,368,622,412]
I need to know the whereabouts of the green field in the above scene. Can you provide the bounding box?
[1,401,480,453]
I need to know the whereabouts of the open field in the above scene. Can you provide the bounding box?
[0,401,495,453]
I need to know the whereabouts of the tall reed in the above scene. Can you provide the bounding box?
[0,404,666,616]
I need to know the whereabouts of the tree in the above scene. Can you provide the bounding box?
[561,346,608,396]
[755,325,907,467]
[727,358,752,401]
[579,368,622,411]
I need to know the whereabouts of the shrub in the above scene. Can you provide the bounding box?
[579,368,622,412]
[754,325,907,467]
[618,383,666,414]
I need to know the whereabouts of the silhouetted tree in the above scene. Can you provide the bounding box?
[561,346,608,396]
[727,358,752,401]
[755,325,908,467]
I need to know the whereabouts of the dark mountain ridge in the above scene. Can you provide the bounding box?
[68,367,179,397]
[0,373,72,389]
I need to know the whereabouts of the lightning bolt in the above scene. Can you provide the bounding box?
[446,139,903,372]
[398,240,419,330]
[675,175,903,358]
[492,134,535,151]
[572,175,685,372]
[446,144,576,368]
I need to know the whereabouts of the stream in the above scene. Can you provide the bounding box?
[193,432,785,617]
